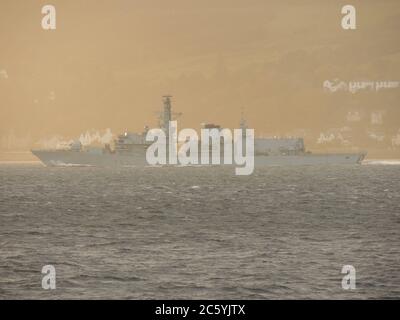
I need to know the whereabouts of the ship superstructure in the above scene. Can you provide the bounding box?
[31,96,366,167]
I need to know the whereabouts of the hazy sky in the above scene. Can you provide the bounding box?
[0,0,399,152]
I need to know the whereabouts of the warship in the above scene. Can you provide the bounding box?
[31,96,366,167]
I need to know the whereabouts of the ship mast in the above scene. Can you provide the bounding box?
[240,108,248,137]
[162,95,173,136]
[159,95,182,135]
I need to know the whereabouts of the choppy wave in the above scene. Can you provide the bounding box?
[363,159,400,165]
[0,165,399,299]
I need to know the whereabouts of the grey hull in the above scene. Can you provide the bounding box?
[32,150,365,167]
